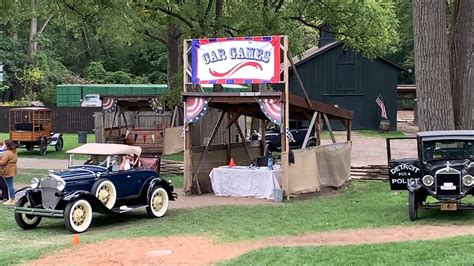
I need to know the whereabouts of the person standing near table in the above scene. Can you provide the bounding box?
[0,140,18,205]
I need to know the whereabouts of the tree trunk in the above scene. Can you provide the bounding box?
[27,0,38,63]
[412,0,454,131]
[166,23,181,90]
[449,0,472,129]
[465,2,474,129]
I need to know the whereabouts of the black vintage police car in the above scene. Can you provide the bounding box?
[14,143,176,233]
[387,130,474,221]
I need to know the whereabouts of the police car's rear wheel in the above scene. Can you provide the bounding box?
[408,191,419,221]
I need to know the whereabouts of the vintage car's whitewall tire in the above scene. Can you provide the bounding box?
[146,187,169,218]
[64,199,93,233]
[92,180,117,209]
[14,197,42,230]
[408,191,419,221]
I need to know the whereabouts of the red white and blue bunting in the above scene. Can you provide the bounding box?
[185,97,208,124]
[102,97,117,113]
[258,98,282,126]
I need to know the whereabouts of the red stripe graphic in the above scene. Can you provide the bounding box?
[209,62,263,77]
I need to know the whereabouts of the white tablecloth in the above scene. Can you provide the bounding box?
[209,166,282,199]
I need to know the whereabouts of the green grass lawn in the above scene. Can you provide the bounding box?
[223,235,474,265]
[1,181,474,264]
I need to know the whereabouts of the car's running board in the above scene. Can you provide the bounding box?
[111,205,148,214]
[15,207,64,218]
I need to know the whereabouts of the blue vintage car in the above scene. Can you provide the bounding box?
[14,143,176,233]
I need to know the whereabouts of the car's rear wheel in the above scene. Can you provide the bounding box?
[92,179,117,209]
[25,143,34,151]
[14,197,42,230]
[55,137,64,151]
[39,138,48,156]
[408,191,419,221]
[306,139,317,148]
[64,199,93,233]
[146,187,169,218]
[264,143,276,155]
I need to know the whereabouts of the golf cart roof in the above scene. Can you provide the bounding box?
[67,143,142,156]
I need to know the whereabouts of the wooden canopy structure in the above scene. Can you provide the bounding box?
[182,91,353,195]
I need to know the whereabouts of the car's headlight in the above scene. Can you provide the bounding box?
[422,175,434,186]
[30,178,40,189]
[462,175,473,186]
[57,178,66,191]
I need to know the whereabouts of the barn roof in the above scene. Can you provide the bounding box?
[290,41,405,71]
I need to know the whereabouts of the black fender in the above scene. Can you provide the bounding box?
[147,177,175,201]
[15,187,42,208]
[61,190,113,214]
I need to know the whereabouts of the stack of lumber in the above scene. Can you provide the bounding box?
[350,165,388,181]
[160,159,184,176]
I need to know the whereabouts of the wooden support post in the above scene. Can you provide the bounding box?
[347,119,352,141]
[302,111,318,148]
[191,111,226,195]
[323,113,336,144]
[234,119,253,163]
[282,35,290,197]
[316,112,321,146]
[183,39,192,195]
[260,119,267,155]
[226,112,231,164]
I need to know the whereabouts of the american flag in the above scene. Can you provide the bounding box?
[375,94,387,119]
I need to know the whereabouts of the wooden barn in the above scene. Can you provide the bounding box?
[281,37,404,130]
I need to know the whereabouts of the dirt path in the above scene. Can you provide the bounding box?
[30,225,474,265]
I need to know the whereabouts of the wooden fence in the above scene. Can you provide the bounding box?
[0,107,100,133]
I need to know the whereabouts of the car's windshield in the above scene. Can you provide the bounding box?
[69,154,109,168]
[84,95,99,101]
[422,140,473,161]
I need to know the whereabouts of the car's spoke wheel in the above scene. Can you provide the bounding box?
[92,180,117,209]
[55,137,64,151]
[25,143,34,151]
[408,191,419,221]
[14,197,42,230]
[146,187,169,218]
[64,199,93,233]
[39,139,48,156]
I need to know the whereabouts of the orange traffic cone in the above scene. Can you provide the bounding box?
[72,234,80,246]
[229,158,236,167]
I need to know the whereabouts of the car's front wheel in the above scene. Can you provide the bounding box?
[55,137,64,151]
[408,191,419,221]
[64,199,93,233]
[146,187,169,218]
[92,179,117,209]
[14,197,42,230]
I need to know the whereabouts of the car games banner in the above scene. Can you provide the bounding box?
[191,36,281,84]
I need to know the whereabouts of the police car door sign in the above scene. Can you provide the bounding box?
[389,163,422,190]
